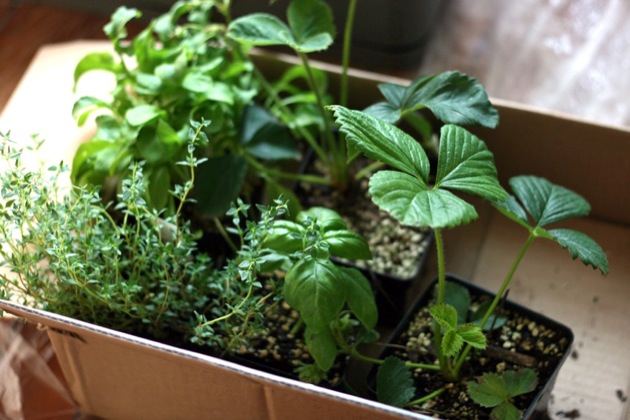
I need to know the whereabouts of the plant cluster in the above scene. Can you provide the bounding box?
[0,125,377,382]
[329,105,609,417]
[0,128,216,340]
[0,0,612,418]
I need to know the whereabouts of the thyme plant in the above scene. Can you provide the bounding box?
[0,126,217,340]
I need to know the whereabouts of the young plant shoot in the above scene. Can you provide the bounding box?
[329,105,609,416]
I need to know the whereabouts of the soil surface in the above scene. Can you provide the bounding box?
[380,281,572,419]
[298,162,431,280]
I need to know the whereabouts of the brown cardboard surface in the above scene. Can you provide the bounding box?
[0,301,424,420]
[1,41,629,419]
[465,211,630,420]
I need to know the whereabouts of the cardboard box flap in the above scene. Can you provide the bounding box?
[0,300,429,420]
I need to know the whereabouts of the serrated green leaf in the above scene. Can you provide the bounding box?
[304,325,337,371]
[467,373,509,407]
[406,72,499,128]
[338,267,377,329]
[362,102,401,124]
[493,195,531,231]
[509,176,591,227]
[378,82,407,108]
[369,171,478,228]
[441,329,464,356]
[436,125,508,202]
[284,258,345,331]
[323,230,371,260]
[330,106,430,181]
[429,303,458,330]
[548,228,609,275]
[491,402,523,420]
[503,368,537,398]
[368,72,498,128]
[376,356,415,407]
[456,324,487,349]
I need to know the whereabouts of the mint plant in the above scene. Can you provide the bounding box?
[328,105,609,416]
[72,1,304,218]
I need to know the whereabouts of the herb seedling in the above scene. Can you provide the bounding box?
[72,1,305,217]
[329,105,609,416]
[228,0,500,192]
[0,125,218,340]
[262,206,377,374]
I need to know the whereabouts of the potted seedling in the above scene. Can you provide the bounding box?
[71,0,507,325]
[226,0,501,319]
[0,125,379,388]
[329,106,609,419]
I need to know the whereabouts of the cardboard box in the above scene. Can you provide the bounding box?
[1,41,629,419]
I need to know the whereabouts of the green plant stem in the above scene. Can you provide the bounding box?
[434,228,446,304]
[297,52,348,186]
[289,317,304,337]
[340,0,357,108]
[432,228,453,377]
[347,347,440,371]
[196,281,255,330]
[354,160,384,181]
[453,232,536,376]
[405,386,446,407]
[251,66,330,169]
[213,217,238,253]
[244,155,330,185]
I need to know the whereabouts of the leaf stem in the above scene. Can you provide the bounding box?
[453,232,536,376]
[347,347,440,371]
[405,386,446,407]
[340,0,357,108]
[251,66,330,168]
[432,228,453,377]
[244,155,330,185]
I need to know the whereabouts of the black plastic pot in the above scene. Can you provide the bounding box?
[334,232,433,327]
[372,274,574,419]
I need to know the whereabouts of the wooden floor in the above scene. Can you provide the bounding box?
[0,1,126,113]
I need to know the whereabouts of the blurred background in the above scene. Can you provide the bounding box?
[2,0,630,127]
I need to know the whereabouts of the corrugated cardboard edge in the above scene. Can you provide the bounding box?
[0,300,430,420]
